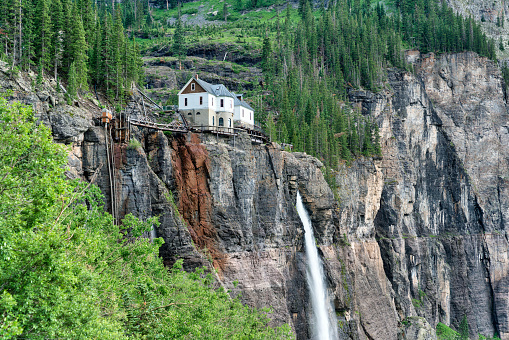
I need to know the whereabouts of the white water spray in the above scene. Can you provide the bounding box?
[296,191,337,340]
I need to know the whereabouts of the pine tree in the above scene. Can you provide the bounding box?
[101,13,113,95]
[362,123,374,157]
[67,61,77,103]
[112,7,125,98]
[261,35,272,73]
[90,19,102,87]
[69,4,88,92]
[51,0,64,80]
[223,2,229,22]
[458,315,469,340]
[172,13,186,69]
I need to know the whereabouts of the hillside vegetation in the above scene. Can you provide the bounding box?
[0,97,293,339]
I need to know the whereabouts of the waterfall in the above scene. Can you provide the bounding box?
[296,191,337,340]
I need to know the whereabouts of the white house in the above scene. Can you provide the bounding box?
[232,93,255,128]
[178,76,254,129]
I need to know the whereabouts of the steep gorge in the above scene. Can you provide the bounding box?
[2,51,509,339]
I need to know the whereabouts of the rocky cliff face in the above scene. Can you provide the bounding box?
[2,51,509,340]
[347,51,509,339]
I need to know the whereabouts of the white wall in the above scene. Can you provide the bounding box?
[234,105,254,126]
[179,93,211,111]
[215,96,234,114]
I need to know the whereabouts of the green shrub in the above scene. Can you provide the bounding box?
[436,322,459,340]
[182,7,198,15]
[128,137,142,150]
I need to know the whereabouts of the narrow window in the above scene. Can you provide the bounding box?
[220,99,224,107]
[219,118,224,126]
[212,98,214,106]
[184,98,188,106]
[250,112,252,120]
[242,109,244,118]
[228,118,232,127]
[200,96,203,105]
[191,83,195,91]
[212,116,215,126]
[230,100,232,109]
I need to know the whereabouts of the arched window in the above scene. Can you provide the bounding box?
[196,112,201,115]
[219,117,224,126]
[188,112,192,115]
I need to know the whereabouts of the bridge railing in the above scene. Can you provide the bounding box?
[192,125,237,136]
[129,118,188,132]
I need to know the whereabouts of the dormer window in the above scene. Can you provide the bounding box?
[200,96,203,105]
[211,98,214,106]
[191,83,195,91]
[220,99,224,107]
[185,98,188,106]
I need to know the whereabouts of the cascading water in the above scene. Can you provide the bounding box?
[296,191,337,340]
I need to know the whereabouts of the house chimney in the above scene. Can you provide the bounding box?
[195,74,199,79]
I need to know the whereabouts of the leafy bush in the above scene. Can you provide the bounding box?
[0,98,293,339]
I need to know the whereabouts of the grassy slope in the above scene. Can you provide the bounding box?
[137,0,299,52]
[137,0,296,113]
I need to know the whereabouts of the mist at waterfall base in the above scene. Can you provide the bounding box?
[296,191,338,340]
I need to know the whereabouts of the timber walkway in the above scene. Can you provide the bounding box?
[129,116,269,143]
[129,117,188,133]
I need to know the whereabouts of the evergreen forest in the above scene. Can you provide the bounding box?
[0,0,145,102]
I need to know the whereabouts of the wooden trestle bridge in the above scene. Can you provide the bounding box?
[129,117,188,133]
[127,113,269,144]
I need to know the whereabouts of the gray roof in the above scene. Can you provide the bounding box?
[194,77,236,98]
[232,93,254,111]
[193,77,254,110]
